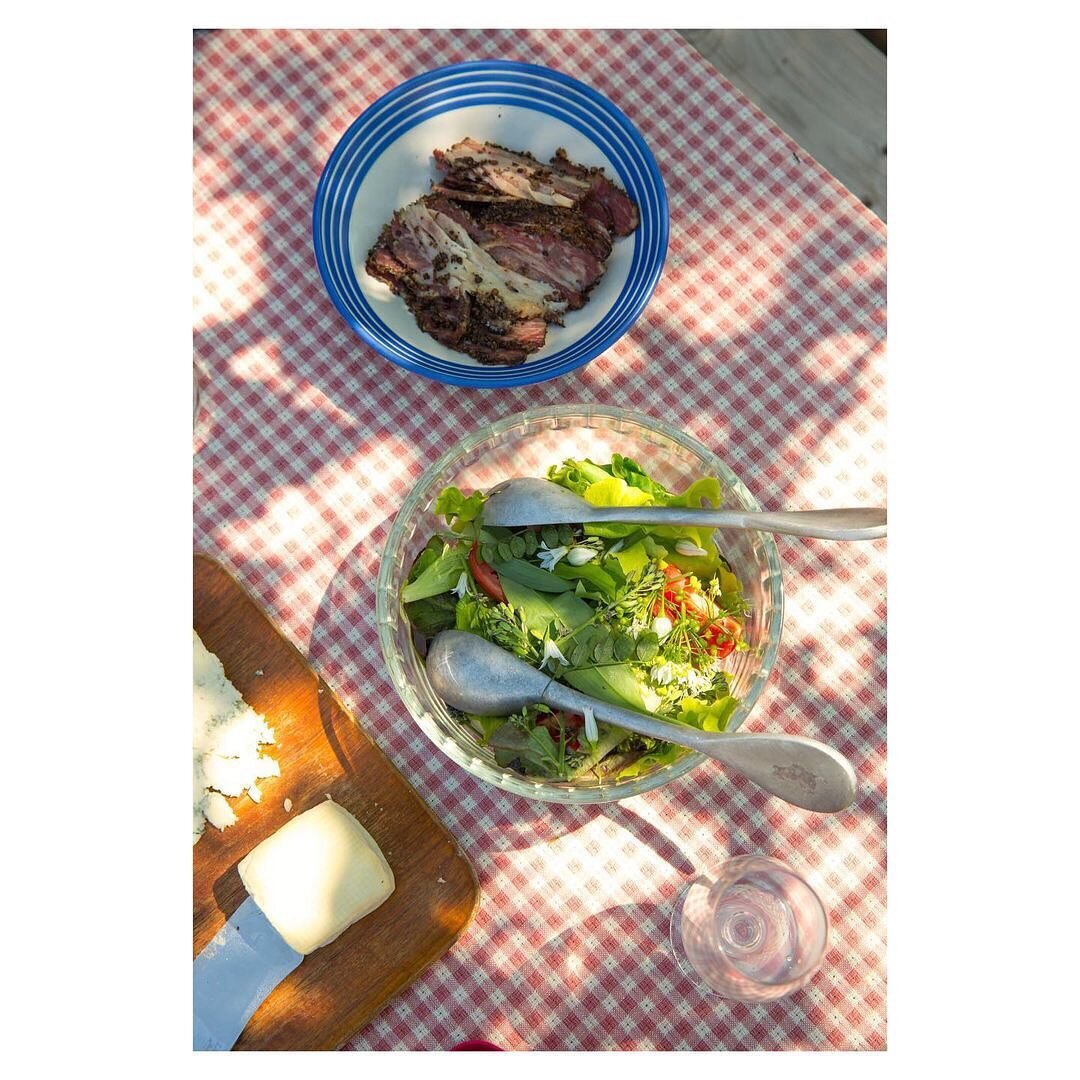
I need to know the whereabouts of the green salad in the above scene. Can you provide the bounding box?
[402,455,750,782]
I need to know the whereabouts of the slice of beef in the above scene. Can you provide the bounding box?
[434,138,586,207]
[481,224,604,310]
[551,148,640,237]
[366,205,553,365]
[435,139,640,237]
[465,199,613,261]
[364,142,639,367]
[461,294,548,365]
[419,195,602,308]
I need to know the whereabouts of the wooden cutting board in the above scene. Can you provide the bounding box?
[193,553,479,1051]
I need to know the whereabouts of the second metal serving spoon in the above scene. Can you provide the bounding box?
[426,630,857,812]
[483,477,886,541]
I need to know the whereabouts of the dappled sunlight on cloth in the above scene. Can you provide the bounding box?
[193,193,270,331]
[194,27,886,1051]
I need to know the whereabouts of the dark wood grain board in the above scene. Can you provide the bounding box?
[193,553,479,1051]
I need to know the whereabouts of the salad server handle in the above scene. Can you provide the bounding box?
[588,505,886,541]
[539,682,857,813]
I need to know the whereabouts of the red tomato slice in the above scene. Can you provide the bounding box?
[712,639,736,659]
[468,543,506,604]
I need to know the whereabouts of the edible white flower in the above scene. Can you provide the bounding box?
[675,539,710,558]
[686,592,711,617]
[583,705,598,743]
[652,615,673,639]
[686,667,715,694]
[566,546,598,566]
[650,663,675,686]
[537,542,568,571]
[541,638,568,671]
[452,571,469,599]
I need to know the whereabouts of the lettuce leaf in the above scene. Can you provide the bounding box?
[651,476,725,554]
[615,741,688,779]
[454,593,484,633]
[489,722,563,776]
[434,486,486,533]
[465,713,506,743]
[491,558,573,593]
[668,476,724,510]
[563,664,661,714]
[546,458,611,496]
[400,542,466,603]
[403,593,458,635]
[612,540,651,575]
[553,559,620,598]
[607,453,672,500]
[501,577,592,636]
[581,476,655,539]
[676,695,739,732]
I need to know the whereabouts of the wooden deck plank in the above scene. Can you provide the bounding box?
[679,29,887,220]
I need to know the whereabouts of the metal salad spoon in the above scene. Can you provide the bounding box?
[482,477,886,541]
[425,630,857,813]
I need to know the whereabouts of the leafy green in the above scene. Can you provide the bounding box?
[616,741,688,779]
[664,548,723,578]
[549,457,727,551]
[607,453,672,500]
[501,577,592,637]
[567,724,631,778]
[668,476,723,510]
[613,632,636,661]
[677,695,739,732]
[492,558,573,593]
[406,536,446,581]
[546,458,611,496]
[400,543,466,603]
[563,664,661,714]
[488,721,565,777]
[402,538,461,632]
[465,713,506,743]
[454,593,484,633]
[611,540,651,575]
[454,594,539,661]
[403,593,458,635]
[434,486,487,533]
[649,476,723,554]
[635,632,660,662]
[553,559,620,598]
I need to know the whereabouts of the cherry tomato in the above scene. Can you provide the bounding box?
[468,543,506,604]
[711,639,736,659]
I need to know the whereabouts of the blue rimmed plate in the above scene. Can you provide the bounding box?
[312,61,669,388]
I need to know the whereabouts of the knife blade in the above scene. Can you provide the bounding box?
[193,896,303,1051]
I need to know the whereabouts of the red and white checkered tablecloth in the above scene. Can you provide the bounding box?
[193,28,886,1051]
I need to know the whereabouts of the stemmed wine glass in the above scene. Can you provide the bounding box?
[670,855,828,1002]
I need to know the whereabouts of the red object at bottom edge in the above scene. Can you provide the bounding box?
[450,1040,503,1051]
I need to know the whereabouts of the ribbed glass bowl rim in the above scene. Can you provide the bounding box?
[376,404,785,804]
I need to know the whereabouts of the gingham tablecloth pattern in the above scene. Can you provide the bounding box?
[194,28,886,1051]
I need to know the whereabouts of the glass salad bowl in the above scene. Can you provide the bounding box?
[376,405,784,804]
